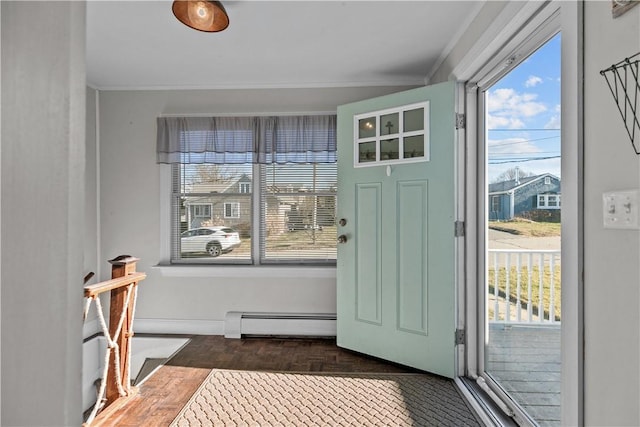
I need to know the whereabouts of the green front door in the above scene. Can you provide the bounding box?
[336,82,457,378]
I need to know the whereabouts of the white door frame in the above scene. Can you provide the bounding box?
[451,1,584,425]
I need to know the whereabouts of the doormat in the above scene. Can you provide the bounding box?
[170,369,480,426]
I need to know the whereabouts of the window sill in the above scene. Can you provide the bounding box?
[153,264,337,279]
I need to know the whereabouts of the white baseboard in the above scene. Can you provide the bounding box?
[94,315,336,338]
[134,318,225,335]
[225,312,337,338]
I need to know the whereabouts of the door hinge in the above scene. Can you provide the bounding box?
[455,329,466,345]
[454,220,465,237]
[455,113,466,130]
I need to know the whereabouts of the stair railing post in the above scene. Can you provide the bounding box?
[105,255,139,406]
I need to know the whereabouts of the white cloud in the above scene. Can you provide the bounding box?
[543,104,561,129]
[525,75,543,87]
[486,88,547,129]
[486,115,525,129]
[544,115,561,129]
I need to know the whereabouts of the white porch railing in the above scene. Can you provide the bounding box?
[488,249,561,324]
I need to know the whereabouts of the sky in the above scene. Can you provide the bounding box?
[486,33,561,183]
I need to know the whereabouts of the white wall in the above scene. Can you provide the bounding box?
[98,86,415,332]
[84,87,101,337]
[0,2,85,425]
[85,88,98,279]
[583,2,640,425]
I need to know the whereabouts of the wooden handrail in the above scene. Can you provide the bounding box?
[83,256,146,427]
[84,272,146,299]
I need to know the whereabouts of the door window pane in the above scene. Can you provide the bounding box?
[380,112,399,136]
[404,108,424,132]
[358,141,376,163]
[404,135,424,159]
[358,117,376,139]
[380,138,400,160]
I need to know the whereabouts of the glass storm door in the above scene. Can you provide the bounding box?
[336,82,457,377]
[482,33,562,425]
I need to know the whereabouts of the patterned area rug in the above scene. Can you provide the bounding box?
[170,369,480,426]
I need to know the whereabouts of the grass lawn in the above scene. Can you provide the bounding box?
[267,225,337,250]
[489,218,561,237]
[227,225,338,255]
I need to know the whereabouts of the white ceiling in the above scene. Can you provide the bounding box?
[86,1,484,90]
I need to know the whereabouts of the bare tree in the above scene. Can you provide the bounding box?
[492,167,536,183]
[195,164,234,184]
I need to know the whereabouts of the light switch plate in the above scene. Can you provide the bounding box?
[603,189,639,229]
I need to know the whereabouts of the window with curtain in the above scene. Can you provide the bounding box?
[158,115,337,265]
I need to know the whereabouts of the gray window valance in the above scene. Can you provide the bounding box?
[157,114,337,164]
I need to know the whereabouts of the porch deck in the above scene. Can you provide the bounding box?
[486,323,561,427]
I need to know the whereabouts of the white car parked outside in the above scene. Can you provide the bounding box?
[180,227,241,257]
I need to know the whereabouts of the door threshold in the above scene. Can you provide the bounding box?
[455,376,518,427]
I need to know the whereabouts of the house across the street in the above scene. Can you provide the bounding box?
[488,172,561,221]
[183,173,336,237]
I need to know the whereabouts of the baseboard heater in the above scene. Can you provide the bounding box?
[224,312,337,339]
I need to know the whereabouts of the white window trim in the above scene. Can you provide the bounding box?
[191,203,212,218]
[152,263,336,278]
[491,195,500,212]
[538,194,561,209]
[159,164,173,265]
[224,202,240,218]
[353,101,430,167]
[545,176,552,185]
[240,182,251,193]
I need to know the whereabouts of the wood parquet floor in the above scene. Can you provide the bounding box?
[101,335,419,426]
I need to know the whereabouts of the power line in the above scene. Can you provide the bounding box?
[489,135,561,147]
[488,128,561,131]
[489,151,560,156]
[488,155,561,164]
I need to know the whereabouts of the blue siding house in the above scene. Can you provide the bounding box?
[488,173,561,221]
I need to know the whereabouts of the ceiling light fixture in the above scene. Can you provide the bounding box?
[172,1,229,33]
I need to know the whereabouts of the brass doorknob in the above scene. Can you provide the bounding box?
[338,235,348,244]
